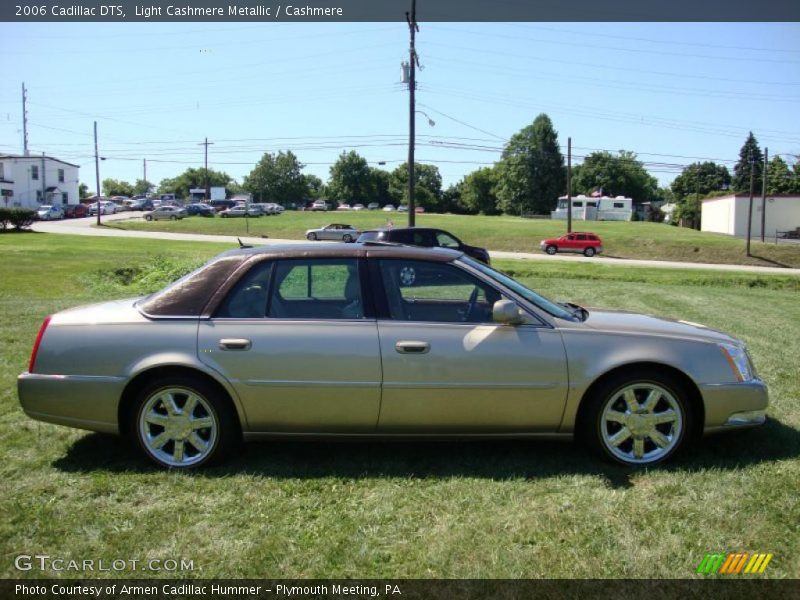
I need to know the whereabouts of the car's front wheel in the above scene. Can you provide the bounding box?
[584,246,596,257]
[144,215,153,221]
[545,245,557,255]
[582,370,692,466]
[133,376,240,469]
[170,215,177,221]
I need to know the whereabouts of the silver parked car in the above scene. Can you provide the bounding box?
[143,206,186,221]
[306,223,360,242]
[18,244,768,469]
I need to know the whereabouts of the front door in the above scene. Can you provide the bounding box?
[374,259,569,433]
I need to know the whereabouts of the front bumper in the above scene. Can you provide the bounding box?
[701,379,769,434]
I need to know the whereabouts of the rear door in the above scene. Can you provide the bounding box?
[197,257,382,432]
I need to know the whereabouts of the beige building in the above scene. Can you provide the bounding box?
[701,193,800,239]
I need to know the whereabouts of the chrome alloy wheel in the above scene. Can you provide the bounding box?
[600,382,683,465]
[138,387,218,468]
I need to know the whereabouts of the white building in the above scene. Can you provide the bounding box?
[0,154,80,210]
[701,193,800,238]
[551,195,633,221]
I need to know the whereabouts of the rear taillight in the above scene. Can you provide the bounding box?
[28,315,52,373]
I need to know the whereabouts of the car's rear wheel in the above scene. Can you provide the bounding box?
[545,245,557,255]
[134,376,240,469]
[584,246,596,257]
[170,215,177,221]
[144,215,153,221]
[307,232,317,241]
[582,370,691,466]
[343,234,353,243]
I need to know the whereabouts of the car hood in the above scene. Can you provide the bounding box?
[581,308,739,345]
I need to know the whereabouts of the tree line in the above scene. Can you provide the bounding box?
[95,115,800,217]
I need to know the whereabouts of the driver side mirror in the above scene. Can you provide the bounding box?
[492,299,524,325]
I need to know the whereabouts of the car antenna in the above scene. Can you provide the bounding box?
[237,237,253,249]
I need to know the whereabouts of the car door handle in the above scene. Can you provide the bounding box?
[219,338,252,351]
[395,341,430,354]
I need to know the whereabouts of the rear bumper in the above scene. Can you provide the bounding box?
[17,372,124,435]
[701,379,769,433]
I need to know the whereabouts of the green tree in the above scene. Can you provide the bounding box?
[461,167,500,215]
[243,151,309,204]
[101,178,134,197]
[327,151,374,205]
[670,162,731,200]
[389,163,443,211]
[571,150,658,203]
[495,114,565,215]
[440,181,466,214]
[158,168,233,199]
[766,155,794,194]
[369,168,394,205]
[304,174,324,199]
[78,183,89,199]
[732,132,764,193]
[133,179,155,195]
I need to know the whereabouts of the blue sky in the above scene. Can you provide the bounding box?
[1,21,798,193]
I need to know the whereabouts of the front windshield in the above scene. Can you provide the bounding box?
[459,256,576,321]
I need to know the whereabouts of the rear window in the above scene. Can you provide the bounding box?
[137,255,246,317]
[358,231,382,242]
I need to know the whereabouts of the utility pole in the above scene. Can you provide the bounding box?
[746,157,755,257]
[21,83,29,156]
[143,158,147,188]
[199,137,214,201]
[760,147,768,243]
[406,0,418,227]
[94,121,102,226]
[567,137,572,234]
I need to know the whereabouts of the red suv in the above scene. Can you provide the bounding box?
[540,232,603,257]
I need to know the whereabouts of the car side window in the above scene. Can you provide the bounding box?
[216,261,273,318]
[379,260,502,324]
[577,234,587,241]
[435,232,461,249]
[269,259,364,319]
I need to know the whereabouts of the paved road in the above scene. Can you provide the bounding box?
[33,214,800,276]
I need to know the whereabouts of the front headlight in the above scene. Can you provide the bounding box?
[718,342,754,382]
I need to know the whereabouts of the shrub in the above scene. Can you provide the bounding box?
[4,208,37,231]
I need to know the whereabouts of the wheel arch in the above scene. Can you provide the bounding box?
[118,365,244,438]
[574,361,705,441]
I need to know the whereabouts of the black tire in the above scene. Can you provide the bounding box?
[307,232,317,241]
[584,246,596,257]
[545,245,557,255]
[132,375,241,469]
[144,215,153,222]
[170,215,177,221]
[579,368,692,467]
[343,234,353,243]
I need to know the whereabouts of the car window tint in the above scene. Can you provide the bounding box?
[379,260,502,324]
[216,261,273,318]
[435,232,460,248]
[577,234,587,240]
[269,259,363,319]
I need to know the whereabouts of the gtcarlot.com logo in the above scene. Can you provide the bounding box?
[14,554,195,572]
[697,552,773,575]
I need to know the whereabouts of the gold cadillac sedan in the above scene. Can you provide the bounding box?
[18,243,768,469]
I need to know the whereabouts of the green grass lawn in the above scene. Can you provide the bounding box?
[107,211,800,269]
[1,233,799,579]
